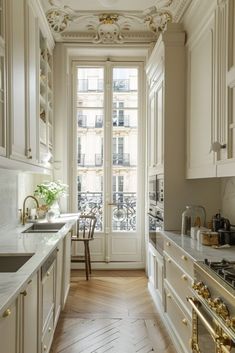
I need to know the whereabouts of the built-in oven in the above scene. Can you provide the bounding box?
[187,260,235,353]
[149,175,157,208]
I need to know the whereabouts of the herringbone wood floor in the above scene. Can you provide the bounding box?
[50,270,176,353]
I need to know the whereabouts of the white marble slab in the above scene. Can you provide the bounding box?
[161,230,235,261]
[0,214,78,315]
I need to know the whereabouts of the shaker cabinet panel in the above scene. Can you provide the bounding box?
[186,15,216,178]
[0,300,18,353]
[8,0,27,161]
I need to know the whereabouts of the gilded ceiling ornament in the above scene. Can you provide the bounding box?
[45,0,174,43]
[46,9,72,33]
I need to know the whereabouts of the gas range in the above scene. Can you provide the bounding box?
[204,259,235,290]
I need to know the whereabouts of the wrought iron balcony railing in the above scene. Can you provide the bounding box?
[95,115,103,128]
[95,154,103,166]
[113,115,129,127]
[77,115,87,127]
[77,191,136,231]
[113,79,137,92]
[113,153,130,166]
[78,79,104,92]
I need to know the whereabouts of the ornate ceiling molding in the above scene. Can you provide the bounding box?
[45,0,174,44]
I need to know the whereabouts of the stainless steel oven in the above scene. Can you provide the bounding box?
[188,261,235,353]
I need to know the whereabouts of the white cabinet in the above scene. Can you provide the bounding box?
[0,0,6,157]
[148,243,164,311]
[20,273,38,353]
[186,0,235,178]
[0,300,18,353]
[55,239,63,326]
[164,239,194,353]
[62,231,71,309]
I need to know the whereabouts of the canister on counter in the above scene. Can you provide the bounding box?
[201,231,219,246]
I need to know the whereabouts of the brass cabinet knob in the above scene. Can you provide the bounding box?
[182,318,187,325]
[48,327,52,333]
[2,309,11,318]
[166,241,171,246]
[181,274,188,281]
[167,258,171,263]
[167,293,171,299]
[43,345,47,351]
[47,271,50,277]
[181,255,188,261]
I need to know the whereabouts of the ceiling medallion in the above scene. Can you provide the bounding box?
[46,0,174,44]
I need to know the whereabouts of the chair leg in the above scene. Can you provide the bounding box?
[84,241,89,280]
[87,242,91,274]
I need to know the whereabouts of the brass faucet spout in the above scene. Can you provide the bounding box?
[22,195,39,225]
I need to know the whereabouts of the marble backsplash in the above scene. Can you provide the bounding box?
[0,169,18,227]
[221,177,235,224]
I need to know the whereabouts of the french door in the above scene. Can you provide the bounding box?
[73,61,144,263]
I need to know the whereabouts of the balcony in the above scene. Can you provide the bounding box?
[95,154,103,166]
[78,153,85,166]
[78,79,103,92]
[78,115,87,128]
[113,79,137,92]
[77,191,136,231]
[113,153,130,166]
[95,115,103,128]
[113,115,130,127]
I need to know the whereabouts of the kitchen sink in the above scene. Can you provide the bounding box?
[22,222,66,233]
[0,254,34,272]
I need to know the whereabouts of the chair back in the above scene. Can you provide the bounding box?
[77,214,97,239]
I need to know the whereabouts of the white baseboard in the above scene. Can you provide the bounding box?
[71,262,145,270]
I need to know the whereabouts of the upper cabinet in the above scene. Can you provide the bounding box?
[0,0,6,156]
[2,0,54,171]
[186,0,235,178]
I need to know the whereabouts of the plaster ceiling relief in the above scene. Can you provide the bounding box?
[41,0,192,44]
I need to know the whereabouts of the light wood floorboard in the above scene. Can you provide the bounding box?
[50,270,176,353]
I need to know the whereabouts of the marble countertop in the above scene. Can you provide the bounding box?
[161,230,235,262]
[0,214,78,316]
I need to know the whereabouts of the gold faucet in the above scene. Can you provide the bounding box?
[22,195,39,225]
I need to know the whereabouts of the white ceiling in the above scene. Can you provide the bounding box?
[40,0,192,44]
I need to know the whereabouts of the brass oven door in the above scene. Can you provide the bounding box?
[188,298,235,353]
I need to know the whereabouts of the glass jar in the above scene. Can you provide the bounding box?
[181,205,206,236]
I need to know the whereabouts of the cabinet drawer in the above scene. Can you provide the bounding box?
[41,311,54,353]
[165,288,191,353]
[165,254,193,315]
[164,239,194,277]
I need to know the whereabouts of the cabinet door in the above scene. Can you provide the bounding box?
[0,300,18,353]
[55,239,63,326]
[42,262,55,332]
[21,274,38,353]
[7,0,28,161]
[62,232,71,309]
[186,14,217,178]
[25,0,39,163]
[148,81,164,173]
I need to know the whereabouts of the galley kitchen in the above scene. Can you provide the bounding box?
[0,0,235,353]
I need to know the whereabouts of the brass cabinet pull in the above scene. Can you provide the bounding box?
[27,279,32,285]
[167,258,171,263]
[182,318,187,325]
[43,345,47,351]
[166,241,171,246]
[48,327,52,333]
[47,271,50,277]
[167,293,171,299]
[2,309,11,318]
[181,255,188,261]
[181,274,188,281]
[21,290,27,297]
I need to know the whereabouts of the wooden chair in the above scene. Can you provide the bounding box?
[71,214,97,280]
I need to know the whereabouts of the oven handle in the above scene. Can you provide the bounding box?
[187,297,231,353]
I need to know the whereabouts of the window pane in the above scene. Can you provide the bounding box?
[112,68,138,231]
[77,68,104,231]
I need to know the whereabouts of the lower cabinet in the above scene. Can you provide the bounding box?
[62,231,71,309]
[0,300,18,353]
[20,273,38,353]
[148,237,194,353]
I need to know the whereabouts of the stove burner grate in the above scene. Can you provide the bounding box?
[204,259,235,289]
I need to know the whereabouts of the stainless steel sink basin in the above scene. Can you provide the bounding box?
[22,222,66,233]
[0,254,34,272]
